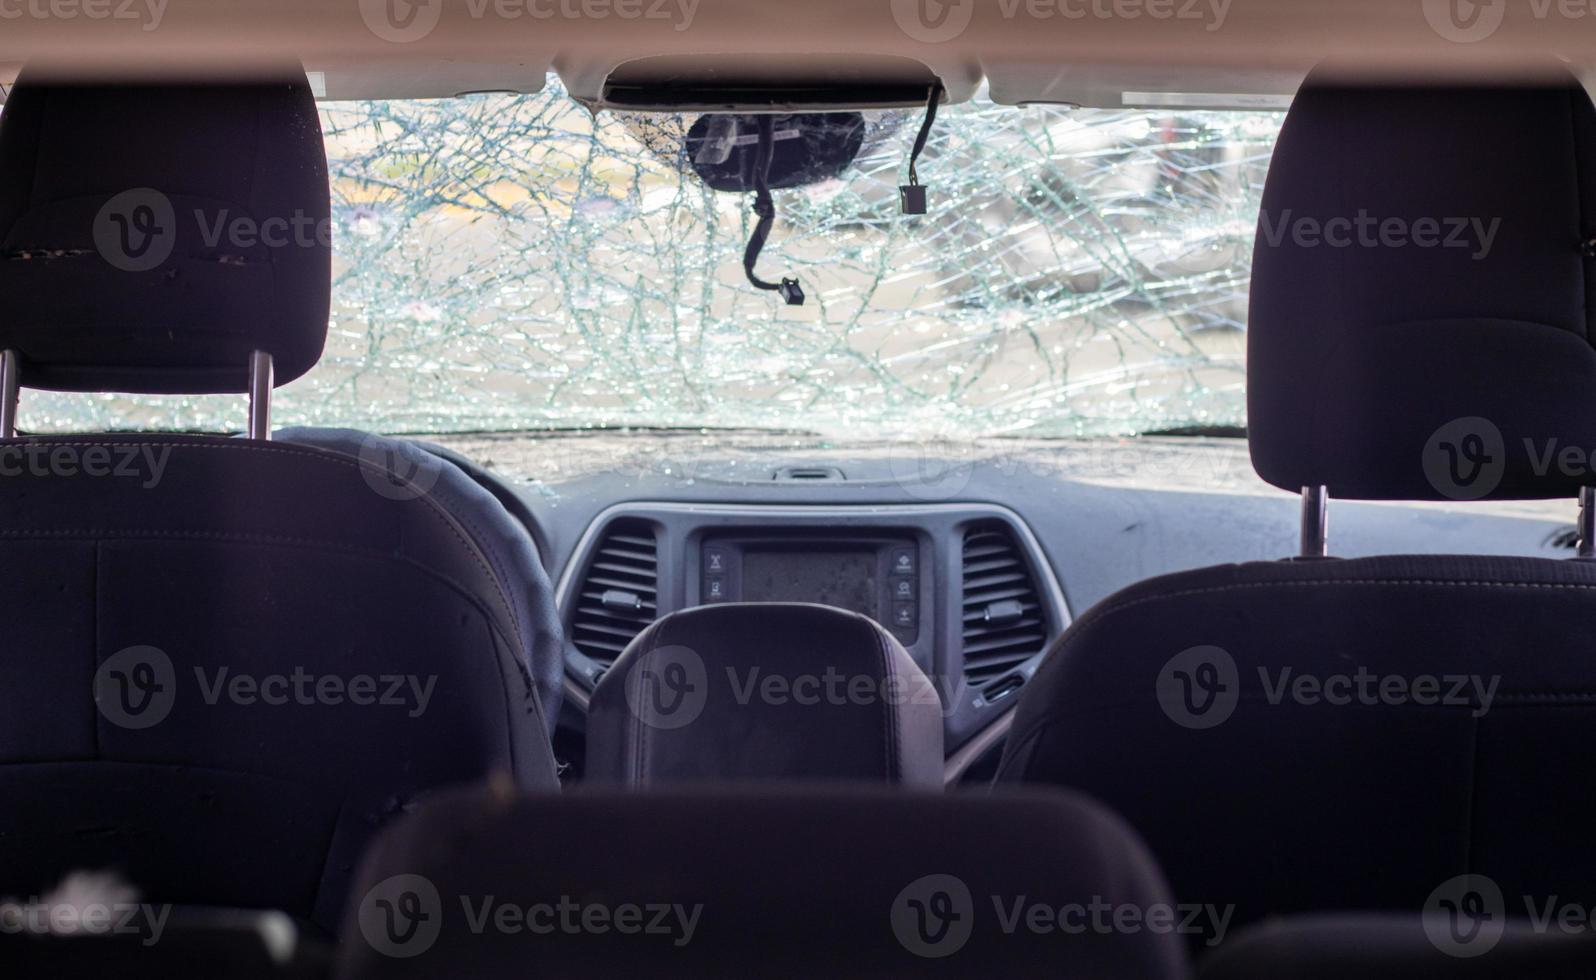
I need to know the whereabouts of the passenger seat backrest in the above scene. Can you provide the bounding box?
[999,66,1596,943]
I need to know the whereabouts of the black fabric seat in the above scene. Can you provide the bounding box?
[0,906,333,980]
[274,426,563,737]
[997,67,1596,944]
[335,784,1191,979]
[0,74,560,934]
[1199,913,1596,979]
[585,603,943,787]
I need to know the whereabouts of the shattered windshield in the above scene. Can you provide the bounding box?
[24,77,1281,438]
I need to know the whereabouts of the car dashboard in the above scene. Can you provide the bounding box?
[430,432,1578,783]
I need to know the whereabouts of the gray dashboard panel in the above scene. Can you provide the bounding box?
[444,436,1574,769]
[517,447,1571,615]
[552,501,1070,754]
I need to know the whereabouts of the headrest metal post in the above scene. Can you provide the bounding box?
[1300,485,1328,558]
[1580,487,1596,560]
[0,349,19,439]
[247,350,273,441]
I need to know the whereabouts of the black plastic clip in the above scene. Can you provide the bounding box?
[900,83,943,216]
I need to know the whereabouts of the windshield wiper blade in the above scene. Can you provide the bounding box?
[419,425,824,439]
[1139,425,1248,439]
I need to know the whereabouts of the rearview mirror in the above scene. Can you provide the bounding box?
[686,112,866,192]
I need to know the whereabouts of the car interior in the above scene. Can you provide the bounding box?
[4,1,1596,976]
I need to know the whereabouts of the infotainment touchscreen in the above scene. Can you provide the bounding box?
[741,549,878,618]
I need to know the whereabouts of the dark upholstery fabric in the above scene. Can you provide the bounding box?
[997,554,1596,944]
[1200,914,1596,979]
[586,603,944,788]
[0,907,332,980]
[0,435,559,932]
[1248,68,1596,500]
[276,427,564,736]
[0,75,329,393]
[336,785,1191,979]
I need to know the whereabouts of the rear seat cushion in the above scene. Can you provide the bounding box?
[1200,913,1596,979]
[337,785,1191,979]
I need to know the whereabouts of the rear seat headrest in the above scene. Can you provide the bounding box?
[337,785,1191,979]
[1248,66,1596,501]
[0,72,329,394]
[586,603,945,788]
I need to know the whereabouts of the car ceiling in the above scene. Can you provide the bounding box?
[0,0,1588,109]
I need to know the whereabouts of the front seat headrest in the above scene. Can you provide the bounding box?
[586,603,945,788]
[0,72,329,394]
[1249,66,1596,501]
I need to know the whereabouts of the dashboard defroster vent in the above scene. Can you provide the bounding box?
[571,520,659,675]
[960,524,1049,691]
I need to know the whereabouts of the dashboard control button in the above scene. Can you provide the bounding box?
[705,576,727,602]
[890,547,916,575]
[705,548,727,573]
[890,576,915,600]
[891,602,916,628]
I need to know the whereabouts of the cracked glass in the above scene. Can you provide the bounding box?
[22,77,1282,438]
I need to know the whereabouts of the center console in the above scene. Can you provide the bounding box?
[556,502,1069,772]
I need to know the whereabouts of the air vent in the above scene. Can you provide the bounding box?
[571,520,659,675]
[961,524,1049,691]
